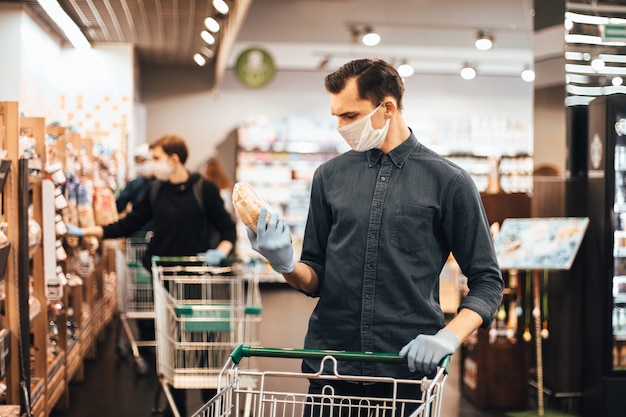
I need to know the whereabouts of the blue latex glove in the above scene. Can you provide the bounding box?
[399,328,459,374]
[199,249,227,266]
[65,224,84,237]
[245,208,295,274]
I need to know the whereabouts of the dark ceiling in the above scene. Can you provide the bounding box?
[5,0,252,88]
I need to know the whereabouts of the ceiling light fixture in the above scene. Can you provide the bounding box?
[474,30,494,51]
[193,53,207,66]
[204,17,220,33]
[397,60,414,77]
[521,66,535,82]
[200,30,216,45]
[361,26,381,46]
[36,0,91,49]
[212,0,229,15]
[460,63,477,80]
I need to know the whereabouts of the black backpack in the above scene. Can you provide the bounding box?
[149,176,205,214]
[148,177,224,249]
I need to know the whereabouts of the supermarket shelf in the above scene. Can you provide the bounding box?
[46,352,66,411]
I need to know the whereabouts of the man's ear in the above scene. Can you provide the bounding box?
[171,153,181,164]
[383,99,397,116]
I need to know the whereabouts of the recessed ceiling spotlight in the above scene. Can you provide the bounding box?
[193,53,207,66]
[204,17,220,33]
[460,63,477,80]
[397,61,414,77]
[201,30,215,45]
[475,31,494,51]
[213,0,229,15]
[361,26,381,46]
[521,67,535,82]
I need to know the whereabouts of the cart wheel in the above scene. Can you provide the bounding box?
[133,356,149,375]
[116,340,131,359]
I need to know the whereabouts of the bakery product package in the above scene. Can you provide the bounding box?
[232,182,273,232]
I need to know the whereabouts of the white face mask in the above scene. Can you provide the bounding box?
[337,103,390,152]
[135,161,153,178]
[153,158,175,181]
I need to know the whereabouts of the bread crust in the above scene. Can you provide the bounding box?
[232,182,270,232]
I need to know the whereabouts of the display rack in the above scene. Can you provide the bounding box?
[0,106,119,416]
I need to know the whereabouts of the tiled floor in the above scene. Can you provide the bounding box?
[48,320,516,417]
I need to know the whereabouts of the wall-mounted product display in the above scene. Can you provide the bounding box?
[0,105,122,417]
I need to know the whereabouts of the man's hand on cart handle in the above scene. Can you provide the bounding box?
[399,328,459,374]
[246,208,295,274]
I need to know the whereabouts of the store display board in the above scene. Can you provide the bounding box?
[494,217,589,270]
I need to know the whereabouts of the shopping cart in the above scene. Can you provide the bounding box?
[152,256,262,417]
[116,234,155,375]
[191,345,450,417]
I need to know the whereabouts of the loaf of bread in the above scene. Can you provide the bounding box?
[232,182,271,232]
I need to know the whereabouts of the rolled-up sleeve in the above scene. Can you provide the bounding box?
[443,170,504,328]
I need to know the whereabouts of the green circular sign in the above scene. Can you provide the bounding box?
[235,47,275,88]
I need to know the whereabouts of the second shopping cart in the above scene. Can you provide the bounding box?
[152,256,262,417]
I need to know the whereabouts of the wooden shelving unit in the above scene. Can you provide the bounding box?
[0,105,119,416]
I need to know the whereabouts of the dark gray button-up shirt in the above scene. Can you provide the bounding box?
[300,133,503,379]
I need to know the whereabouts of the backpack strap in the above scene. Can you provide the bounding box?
[149,176,205,214]
[193,177,205,215]
[149,179,161,208]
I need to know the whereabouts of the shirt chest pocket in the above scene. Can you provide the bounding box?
[390,204,435,253]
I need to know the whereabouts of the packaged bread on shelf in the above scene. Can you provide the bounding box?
[232,182,272,232]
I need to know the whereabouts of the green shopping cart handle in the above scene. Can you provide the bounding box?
[152,255,205,264]
[152,255,242,265]
[230,345,451,373]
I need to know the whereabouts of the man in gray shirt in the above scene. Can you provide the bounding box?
[246,58,503,401]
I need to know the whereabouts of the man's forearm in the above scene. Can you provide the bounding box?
[282,262,318,294]
[444,308,484,342]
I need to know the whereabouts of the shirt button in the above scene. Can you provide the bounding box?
[370,233,376,239]
[363,325,369,331]
[381,176,386,181]
[375,203,380,208]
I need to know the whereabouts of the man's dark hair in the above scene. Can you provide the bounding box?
[324,58,405,110]
[149,134,189,164]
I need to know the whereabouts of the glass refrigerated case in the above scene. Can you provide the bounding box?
[586,94,626,417]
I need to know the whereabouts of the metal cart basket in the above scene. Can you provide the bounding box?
[116,235,155,374]
[152,256,262,417]
[192,345,450,417]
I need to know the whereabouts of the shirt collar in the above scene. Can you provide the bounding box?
[366,130,419,168]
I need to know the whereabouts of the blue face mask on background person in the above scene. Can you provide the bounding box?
[338,103,390,152]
